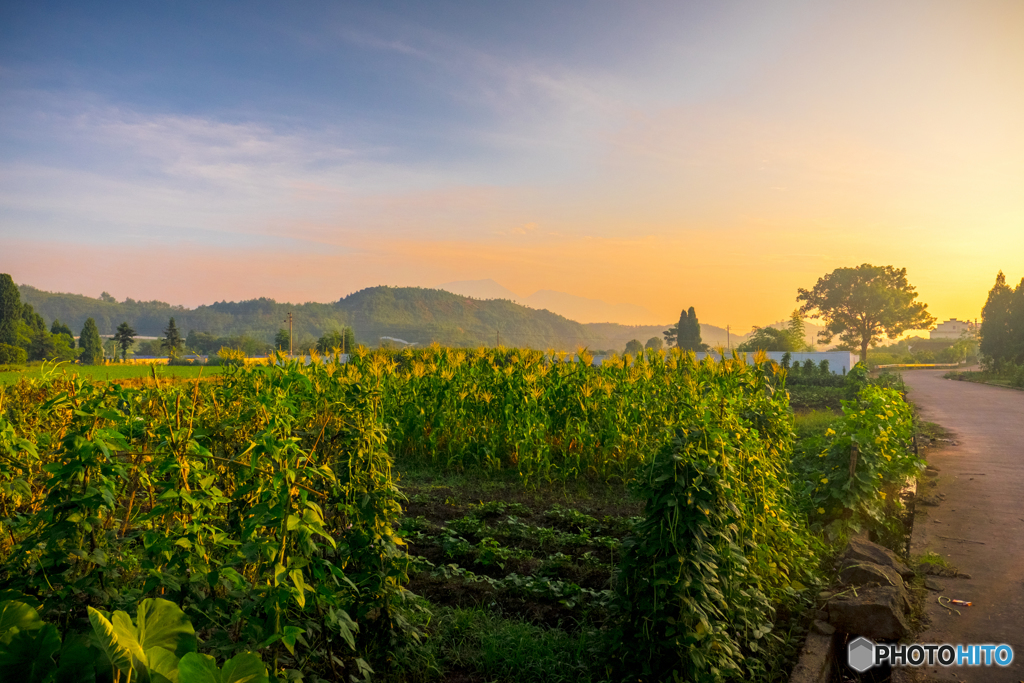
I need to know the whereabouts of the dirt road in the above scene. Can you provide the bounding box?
[901,369,1024,681]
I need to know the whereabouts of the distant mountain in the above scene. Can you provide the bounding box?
[441,279,664,326]
[335,286,598,349]
[18,280,756,353]
[439,279,523,303]
[19,282,603,351]
[18,284,349,346]
[524,290,662,326]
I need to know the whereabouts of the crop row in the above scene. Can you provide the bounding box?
[0,348,917,682]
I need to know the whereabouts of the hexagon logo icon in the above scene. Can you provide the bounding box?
[848,636,875,673]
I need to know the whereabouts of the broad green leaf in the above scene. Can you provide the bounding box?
[219,653,269,683]
[111,610,148,671]
[178,652,220,683]
[289,569,306,608]
[178,651,268,683]
[147,646,181,683]
[134,598,198,659]
[54,633,98,683]
[279,626,304,656]
[0,623,60,683]
[0,600,43,643]
[87,607,134,677]
[273,563,287,586]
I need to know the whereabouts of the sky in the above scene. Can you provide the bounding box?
[2,0,1023,329]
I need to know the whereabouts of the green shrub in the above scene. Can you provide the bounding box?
[0,343,26,365]
[790,383,920,528]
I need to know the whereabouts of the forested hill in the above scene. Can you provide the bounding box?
[19,284,622,350]
[20,282,764,351]
[18,285,348,344]
[336,286,598,349]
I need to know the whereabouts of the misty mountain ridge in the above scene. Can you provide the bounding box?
[19,281,761,352]
[439,279,663,325]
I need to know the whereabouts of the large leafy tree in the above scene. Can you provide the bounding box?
[21,303,52,361]
[737,326,799,352]
[79,318,104,365]
[275,328,290,352]
[113,321,137,361]
[316,327,355,354]
[162,317,183,357]
[0,274,23,347]
[624,339,644,356]
[50,319,75,348]
[797,264,936,362]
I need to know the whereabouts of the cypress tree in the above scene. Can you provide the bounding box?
[113,321,137,361]
[1008,278,1024,364]
[677,306,705,351]
[162,317,183,357]
[79,318,104,365]
[980,272,1014,365]
[0,274,22,347]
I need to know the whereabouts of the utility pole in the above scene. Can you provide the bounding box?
[284,312,293,356]
[496,329,500,347]
[727,325,731,350]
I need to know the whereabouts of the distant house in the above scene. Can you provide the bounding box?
[930,318,974,340]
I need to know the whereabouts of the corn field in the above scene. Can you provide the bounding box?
[0,347,916,682]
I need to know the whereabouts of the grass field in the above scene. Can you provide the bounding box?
[0,361,226,385]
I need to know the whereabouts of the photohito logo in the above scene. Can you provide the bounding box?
[847,636,1015,672]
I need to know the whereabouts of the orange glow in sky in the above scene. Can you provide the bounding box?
[2,1,1022,330]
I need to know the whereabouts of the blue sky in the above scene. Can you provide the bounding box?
[2,1,1023,327]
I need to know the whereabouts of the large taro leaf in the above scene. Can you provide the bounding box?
[219,653,269,683]
[54,633,99,683]
[133,598,197,659]
[87,607,134,679]
[178,652,269,683]
[90,599,198,682]
[147,646,182,683]
[0,622,60,683]
[0,600,43,643]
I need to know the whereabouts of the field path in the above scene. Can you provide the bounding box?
[901,369,1024,681]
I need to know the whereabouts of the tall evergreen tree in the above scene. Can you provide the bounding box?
[1007,278,1024,364]
[162,317,183,357]
[0,274,23,347]
[979,271,1014,365]
[664,306,706,351]
[79,318,104,365]
[677,306,706,351]
[787,310,807,350]
[113,321,137,361]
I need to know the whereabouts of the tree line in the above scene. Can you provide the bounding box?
[1,274,358,365]
[980,271,1024,367]
[5,265,941,366]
